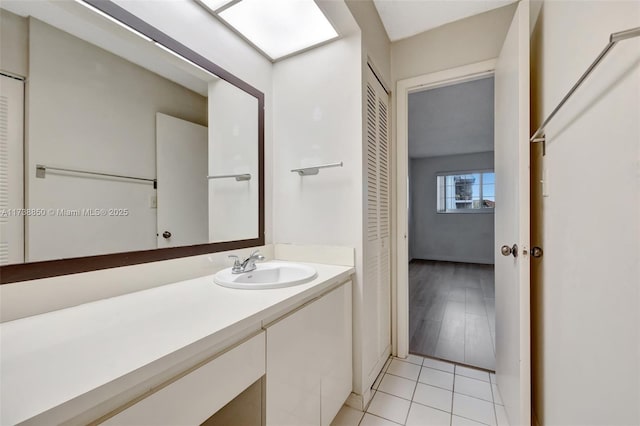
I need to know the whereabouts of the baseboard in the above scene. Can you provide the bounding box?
[345,387,374,412]
[345,392,363,411]
[411,255,494,265]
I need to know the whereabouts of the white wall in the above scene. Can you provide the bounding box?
[272,35,362,248]
[410,152,495,264]
[272,29,368,396]
[26,18,207,261]
[530,1,640,424]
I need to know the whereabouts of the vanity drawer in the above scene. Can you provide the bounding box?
[103,332,265,426]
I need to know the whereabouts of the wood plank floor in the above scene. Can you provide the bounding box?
[409,260,496,370]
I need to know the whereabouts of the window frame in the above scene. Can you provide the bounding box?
[436,169,495,214]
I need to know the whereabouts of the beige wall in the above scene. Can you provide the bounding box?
[345,0,391,87]
[391,3,517,82]
[0,9,28,77]
[530,1,640,424]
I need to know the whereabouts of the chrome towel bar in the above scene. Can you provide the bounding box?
[530,26,640,146]
[207,173,251,181]
[36,164,156,187]
[291,162,343,176]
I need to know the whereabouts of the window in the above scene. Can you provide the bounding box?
[437,171,495,213]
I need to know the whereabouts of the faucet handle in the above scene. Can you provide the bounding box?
[228,255,241,269]
[250,250,265,261]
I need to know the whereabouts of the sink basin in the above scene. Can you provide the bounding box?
[214,261,318,289]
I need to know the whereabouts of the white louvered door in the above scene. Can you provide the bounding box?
[364,66,391,386]
[0,75,24,265]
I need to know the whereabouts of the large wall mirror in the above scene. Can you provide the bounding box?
[0,0,264,283]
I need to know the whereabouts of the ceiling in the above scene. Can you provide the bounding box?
[408,76,494,158]
[373,0,517,41]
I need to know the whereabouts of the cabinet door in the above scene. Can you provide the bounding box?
[319,282,352,426]
[266,282,352,426]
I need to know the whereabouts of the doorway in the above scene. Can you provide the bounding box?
[406,75,496,370]
[394,3,532,417]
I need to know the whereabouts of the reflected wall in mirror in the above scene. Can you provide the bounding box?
[0,0,263,281]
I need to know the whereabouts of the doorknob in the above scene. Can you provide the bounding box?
[500,244,518,257]
[530,246,543,258]
[162,231,172,239]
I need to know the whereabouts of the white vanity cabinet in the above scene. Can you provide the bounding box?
[103,332,265,425]
[265,281,352,426]
[1,262,355,426]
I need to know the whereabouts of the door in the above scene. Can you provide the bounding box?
[156,113,208,248]
[0,75,24,265]
[494,1,530,424]
[364,66,392,388]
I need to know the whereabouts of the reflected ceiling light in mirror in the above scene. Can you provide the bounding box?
[217,0,338,60]
[74,0,153,42]
[153,42,219,80]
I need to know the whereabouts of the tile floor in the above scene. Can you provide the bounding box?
[331,355,508,426]
[409,261,496,370]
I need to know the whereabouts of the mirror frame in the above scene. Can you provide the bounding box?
[0,0,265,284]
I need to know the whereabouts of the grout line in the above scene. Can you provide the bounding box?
[404,365,421,425]
[385,371,421,383]
[391,358,421,368]
[453,412,494,426]
[353,409,365,426]
[392,356,423,367]
[375,388,414,403]
[363,390,376,413]
[452,390,494,404]
[450,364,456,426]
[362,411,404,426]
[490,381,499,426]
[411,398,454,415]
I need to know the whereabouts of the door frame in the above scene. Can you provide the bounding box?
[393,59,497,358]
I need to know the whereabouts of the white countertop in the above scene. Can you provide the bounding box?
[0,261,354,425]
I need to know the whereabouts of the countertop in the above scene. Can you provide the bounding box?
[0,261,354,425]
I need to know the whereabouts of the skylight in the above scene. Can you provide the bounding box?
[198,0,235,12]
[203,0,338,61]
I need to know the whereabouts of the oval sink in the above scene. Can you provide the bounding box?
[214,261,318,289]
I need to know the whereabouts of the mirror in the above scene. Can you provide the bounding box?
[0,0,264,282]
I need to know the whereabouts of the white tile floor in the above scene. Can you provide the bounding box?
[331,355,509,426]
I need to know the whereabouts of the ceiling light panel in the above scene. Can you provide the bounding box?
[199,0,236,12]
[218,0,338,60]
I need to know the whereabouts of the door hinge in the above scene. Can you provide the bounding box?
[532,135,546,156]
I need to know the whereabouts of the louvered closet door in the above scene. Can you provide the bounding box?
[364,66,391,385]
[0,75,24,265]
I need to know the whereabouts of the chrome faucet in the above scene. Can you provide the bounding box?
[229,250,265,274]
